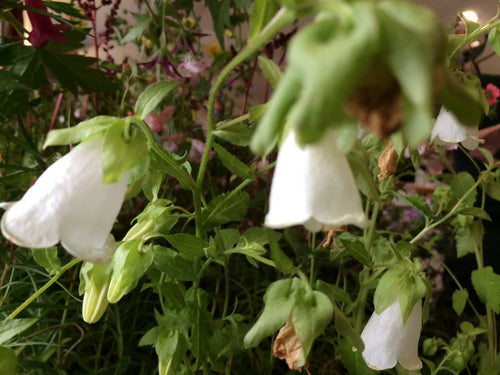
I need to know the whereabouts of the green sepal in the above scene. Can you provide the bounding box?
[107,241,155,303]
[243,278,299,348]
[291,289,333,367]
[373,267,406,314]
[43,116,120,148]
[102,119,149,184]
[80,262,112,323]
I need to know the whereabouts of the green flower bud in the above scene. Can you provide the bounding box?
[80,262,112,324]
[107,240,154,303]
[423,338,438,356]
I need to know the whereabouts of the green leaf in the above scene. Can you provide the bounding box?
[248,0,278,42]
[165,233,206,257]
[338,237,372,266]
[153,246,197,281]
[258,56,282,88]
[43,116,119,148]
[213,122,253,146]
[378,1,443,146]
[455,226,475,258]
[134,81,178,120]
[120,13,151,44]
[201,191,250,230]
[485,174,500,201]
[244,279,297,348]
[0,346,17,375]
[337,340,372,375]
[291,290,333,366]
[452,289,468,316]
[0,318,38,345]
[332,303,364,352]
[394,192,435,219]
[269,237,294,273]
[457,207,491,221]
[32,247,60,275]
[315,280,353,307]
[446,171,476,206]
[347,143,379,201]
[213,143,254,179]
[102,120,149,184]
[241,227,281,246]
[488,25,500,57]
[40,50,116,93]
[155,329,187,375]
[471,267,500,313]
[150,147,195,190]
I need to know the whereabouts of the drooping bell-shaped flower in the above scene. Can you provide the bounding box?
[361,299,423,371]
[25,0,70,49]
[0,135,129,263]
[430,108,480,150]
[265,129,368,232]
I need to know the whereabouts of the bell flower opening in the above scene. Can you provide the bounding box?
[361,299,423,371]
[0,135,129,264]
[265,129,368,232]
[430,108,480,150]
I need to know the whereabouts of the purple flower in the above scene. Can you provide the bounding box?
[25,0,70,49]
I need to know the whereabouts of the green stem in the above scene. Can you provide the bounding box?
[450,17,500,60]
[7,258,81,320]
[193,7,293,237]
[410,166,493,245]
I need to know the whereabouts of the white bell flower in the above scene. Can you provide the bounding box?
[361,299,423,371]
[0,135,129,264]
[430,108,480,150]
[265,129,368,232]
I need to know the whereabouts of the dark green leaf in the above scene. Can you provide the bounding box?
[0,318,38,345]
[471,267,500,313]
[165,233,206,257]
[213,143,254,179]
[338,237,371,266]
[452,289,468,316]
[201,191,249,229]
[213,122,253,146]
[394,192,435,219]
[0,346,17,375]
[153,246,197,281]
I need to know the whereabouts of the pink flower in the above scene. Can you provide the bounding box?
[144,106,176,133]
[484,83,500,106]
[25,0,70,49]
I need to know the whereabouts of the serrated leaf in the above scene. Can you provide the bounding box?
[457,207,491,221]
[201,191,250,229]
[153,246,197,281]
[213,122,253,146]
[452,289,468,316]
[258,56,282,88]
[0,318,38,345]
[446,171,476,206]
[269,237,294,273]
[471,267,500,313]
[394,192,435,219]
[134,81,178,120]
[347,144,379,201]
[241,227,281,246]
[338,238,371,266]
[455,226,475,258]
[213,143,254,179]
[166,233,206,257]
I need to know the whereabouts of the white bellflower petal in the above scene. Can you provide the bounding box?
[265,129,368,232]
[431,108,480,150]
[0,136,129,263]
[361,299,422,371]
